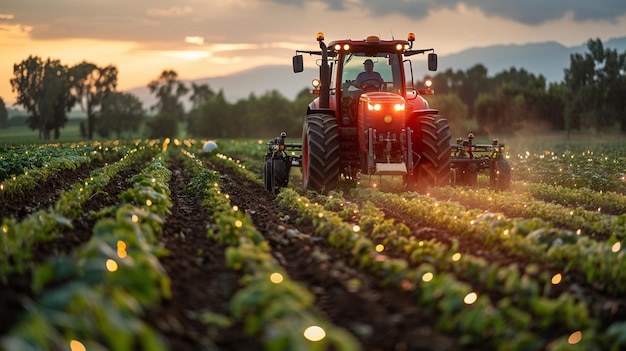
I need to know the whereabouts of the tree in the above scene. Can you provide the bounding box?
[70,61,118,139]
[97,92,144,139]
[189,83,215,111]
[145,70,188,138]
[426,93,470,138]
[474,92,499,134]
[10,56,74,140]
[0,97,7,129]
[564,38,626,133]
[188,91,232,138]
[186,83,216,134]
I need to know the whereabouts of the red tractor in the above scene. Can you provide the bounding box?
[263,32,510,194]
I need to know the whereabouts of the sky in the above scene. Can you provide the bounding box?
[1,0,626,107]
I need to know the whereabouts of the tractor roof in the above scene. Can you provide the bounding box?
[296,33,432,57]
[325,35,434,57]
[328,35,411,53]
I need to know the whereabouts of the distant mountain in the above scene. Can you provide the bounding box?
[126,65,318,110]
[440,36,626,82]
[124,37,626,109]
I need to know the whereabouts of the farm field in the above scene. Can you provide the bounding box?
[0,136,625,351]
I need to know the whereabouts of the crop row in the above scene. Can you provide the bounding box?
[0,143,158,282]
[0,143,103,181]
[523,183,626,215]
[179,148,360,350]
[510,148,626,194]
[3,150,173,350]
[427,186,626,239]
[0,144,127,200]
[350,188,626,296]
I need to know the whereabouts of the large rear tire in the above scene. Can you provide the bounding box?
[302,113,341,193]
[407,115,452,191]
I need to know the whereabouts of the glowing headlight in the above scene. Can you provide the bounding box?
[312,79,321,88]
[343,44,350,50]
[367,103,382,111]
[395,43,403,51]
[334,44,341,51]
[394,103,405,111]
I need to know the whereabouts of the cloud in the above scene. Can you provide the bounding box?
[185,36,204,45]
[268,0,626,25]
[147,6,193,17]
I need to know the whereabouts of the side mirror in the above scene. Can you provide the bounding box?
[293,55,304,73]
[428,53,437,71]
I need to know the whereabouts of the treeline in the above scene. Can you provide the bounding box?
[425,38,626,137]
[2,37,625,140]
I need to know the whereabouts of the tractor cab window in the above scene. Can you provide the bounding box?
[340,53,402,95]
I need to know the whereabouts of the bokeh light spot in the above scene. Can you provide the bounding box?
[270,272,284,284]
[106,259,118,272]
[612,242,621,253]
[464,292,478,305]
[303,325,326,342]
[117,240,128,259]
[422,272,434,282]
[568,331,582,344]
[70,340,86,351]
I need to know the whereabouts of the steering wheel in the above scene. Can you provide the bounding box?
[359,79,382,92]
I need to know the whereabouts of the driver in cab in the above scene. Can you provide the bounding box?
[350,59,384,92]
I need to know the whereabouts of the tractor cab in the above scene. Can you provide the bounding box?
[338,52,405,126]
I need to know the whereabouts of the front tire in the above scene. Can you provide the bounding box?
[407,115,452,191]
[302,113,341,193]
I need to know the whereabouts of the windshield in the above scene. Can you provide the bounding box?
[340,52,403,95]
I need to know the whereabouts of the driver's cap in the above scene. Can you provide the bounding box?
[363,59,373,65]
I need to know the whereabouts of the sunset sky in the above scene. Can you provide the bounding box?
[1,0,626,106]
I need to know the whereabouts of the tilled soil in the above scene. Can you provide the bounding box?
[4,152,622,350]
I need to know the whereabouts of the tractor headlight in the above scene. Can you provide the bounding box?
[394,103,405,111]
[367,103,382,111]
